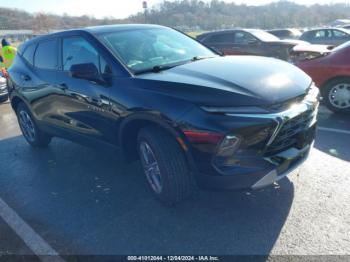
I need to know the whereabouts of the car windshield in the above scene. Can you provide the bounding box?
[249,30,280,41]
[98,28,216,74]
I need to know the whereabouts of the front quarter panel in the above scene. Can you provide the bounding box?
[107,77,196,140]
[110,77,195,117]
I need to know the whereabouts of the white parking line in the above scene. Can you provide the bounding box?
[318,126,350,135]
[0,197,65,261]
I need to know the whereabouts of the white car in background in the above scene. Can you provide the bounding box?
[0,73,8,103]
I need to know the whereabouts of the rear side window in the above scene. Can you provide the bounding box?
[277,31,290,38]
[22,43,36,65]
[34,39,58,70]
[269,30,286,38]
[301,31,314,40]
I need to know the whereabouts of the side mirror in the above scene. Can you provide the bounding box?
[69,63,99,82]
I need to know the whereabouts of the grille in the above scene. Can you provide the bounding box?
[265,109,314,155]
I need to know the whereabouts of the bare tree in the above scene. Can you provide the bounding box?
[32,12,54,34]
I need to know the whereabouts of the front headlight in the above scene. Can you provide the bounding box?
[305,84,320,104]
[0,77,6,84]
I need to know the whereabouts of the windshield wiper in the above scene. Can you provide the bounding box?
[134,56,216,75]
[134,64,177,75]
[134,60,190,75]
[151,64,175,72]
[191,56,215,61]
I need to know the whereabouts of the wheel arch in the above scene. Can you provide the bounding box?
[320,75,350,92]
[10,95,25,112]
[119,113,197,174]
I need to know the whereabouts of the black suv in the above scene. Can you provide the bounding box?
[8,25,319,204]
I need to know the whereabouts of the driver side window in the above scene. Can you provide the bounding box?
[234,32,256,44]
[63,37,99,72]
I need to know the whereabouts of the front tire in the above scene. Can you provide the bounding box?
[16,102,51,147]
[322,78,350,113]
[137,126,193,205]
[0,95,8,103]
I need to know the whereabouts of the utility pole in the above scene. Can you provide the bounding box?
[143,1,148,23]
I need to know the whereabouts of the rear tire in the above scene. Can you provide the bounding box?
[137,126,193,205]
[322,78,350,114]
[16,102,51,147]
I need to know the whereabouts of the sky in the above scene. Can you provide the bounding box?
[0,0,349,19]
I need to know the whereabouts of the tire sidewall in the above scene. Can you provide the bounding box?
[16,103,39,146]
[137,127,191,205]
[323,78,350,113]
[137,135,171,198]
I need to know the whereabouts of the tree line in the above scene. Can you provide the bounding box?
[1,0,350,32]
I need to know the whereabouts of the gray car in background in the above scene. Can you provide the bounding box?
[300,28,350,46]
[197,29,306,60]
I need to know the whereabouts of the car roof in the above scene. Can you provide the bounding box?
[268,29,290,32]
[84,24,166,34]
[268,28,301,33]
[303,27,350,34]
[197,28,259,38]
[199,28,256,34]
[18,24,167,53]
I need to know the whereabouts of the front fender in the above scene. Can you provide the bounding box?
[118,111,198,174]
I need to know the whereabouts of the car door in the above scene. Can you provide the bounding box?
[20,38,62,126]
[51,35,117,144]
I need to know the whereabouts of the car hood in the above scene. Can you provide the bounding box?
[136,56,312,107]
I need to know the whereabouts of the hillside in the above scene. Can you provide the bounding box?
[130,0,350,30]
[0,1,350,31]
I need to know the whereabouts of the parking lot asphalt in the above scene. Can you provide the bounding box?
[0,100,349,257]
[0,217,34,256]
